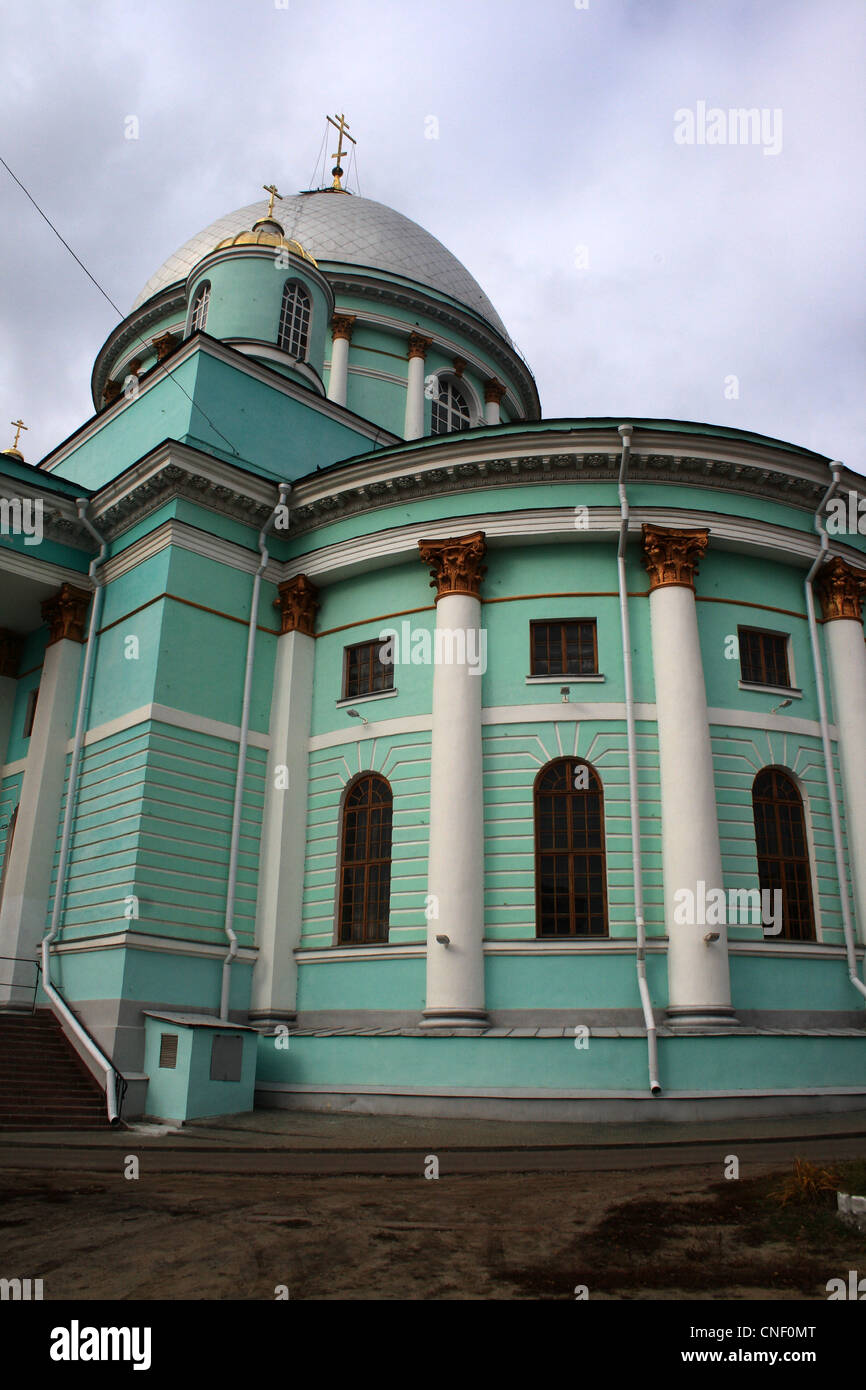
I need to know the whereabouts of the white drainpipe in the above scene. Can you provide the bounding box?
[41,500,120,1123]
[220,483,291,1020]
[616,425,662,1093]
[804,462,866,1004]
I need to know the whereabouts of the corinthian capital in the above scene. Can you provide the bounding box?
[816,555,866,622]
[418,531,487,601]
[274,574,319,636]
[641,524,709,592]
[407,333,433,361]
[41,584,92,645]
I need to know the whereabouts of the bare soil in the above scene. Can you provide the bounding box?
[2,1158,865,1300]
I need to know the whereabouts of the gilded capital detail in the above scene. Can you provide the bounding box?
[418,531,487,602]
[407,332,433,361]
[331,314,356,342]
[816,555,866,622]
[41,584,92,645]
[0,629,24,679]
[274,574,320,636]
[641,524,709,591]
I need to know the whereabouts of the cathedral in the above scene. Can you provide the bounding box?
[2,122,865,1124]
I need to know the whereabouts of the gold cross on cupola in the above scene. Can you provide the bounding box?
[262,183,282,219]
[10,419,27,450]
[326,112,356,192]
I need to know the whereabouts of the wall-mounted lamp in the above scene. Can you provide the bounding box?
[703,931,720,944]
[770,698,792,715]
[346,709,368,725]
[435,934,450,947]
[560,686,570,704]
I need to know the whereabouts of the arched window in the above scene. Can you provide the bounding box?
[752,768,815,940]
[535,759,608,937]
[431,378,472,434]
[278,281,311,359]
[338,774,392,944]
[189,283,210,334]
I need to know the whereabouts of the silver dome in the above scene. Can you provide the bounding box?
[133,191,510,340]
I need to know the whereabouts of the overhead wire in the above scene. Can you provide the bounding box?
[0,153,243,459]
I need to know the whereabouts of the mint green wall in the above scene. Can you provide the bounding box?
[712,723,848,943]
[154,548,277,733]
[303,731,432,946]
[297,956,425,1011]
[483,719,663,939]
[311,561,435,732]
[188,254,330,376]
[256,1030,866,1093]
[49,720,264,953]
[730,951,863,1011]
[486,950,669,1008]
[48,348,376,491]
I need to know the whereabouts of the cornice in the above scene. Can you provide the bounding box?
[287,441,839,536]
[0,478,93,552]
[45,335,399,478]
[91,287,186,407]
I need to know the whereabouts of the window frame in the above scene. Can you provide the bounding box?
[737,625,793,690]
[336,773,393,946]
[751,766,816,942]
[534,757,609,939]
[342,638,395,702]
[529,619,599,678]
[277,279,312,360]
[188,282,210,335]
[430,374,474,435]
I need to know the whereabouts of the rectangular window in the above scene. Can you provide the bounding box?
[343,639,395,700]
[738,628,790,687]
[530,620,598,676]
[23,687,39,738]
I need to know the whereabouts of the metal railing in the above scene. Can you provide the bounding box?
[0,955,41,1013]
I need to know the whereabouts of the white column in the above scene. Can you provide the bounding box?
[818,558,866,944]
[404,333,431,441]
[418,532,488,1029]
[0,585,90,1003]
[250,576,319,1025]
[326,315,354,407]
[484,380,505,426]
[643,526,736,1028]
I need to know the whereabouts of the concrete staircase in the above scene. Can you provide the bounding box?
[0,1011,108,1130]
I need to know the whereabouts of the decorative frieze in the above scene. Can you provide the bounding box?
[418,531,487,601]
[41,584,92,645]
[0,628,24,678]
[274,574,320,636]
[816,555,866,622]
[642,523,709,591]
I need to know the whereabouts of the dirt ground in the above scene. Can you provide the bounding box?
[2,1157,865,1300]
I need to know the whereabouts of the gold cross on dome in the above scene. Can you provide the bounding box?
[262,184,282,219]
[10,419,27,450]
[326,112,356,190]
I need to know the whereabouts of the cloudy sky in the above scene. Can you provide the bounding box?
[1,0,863,472]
